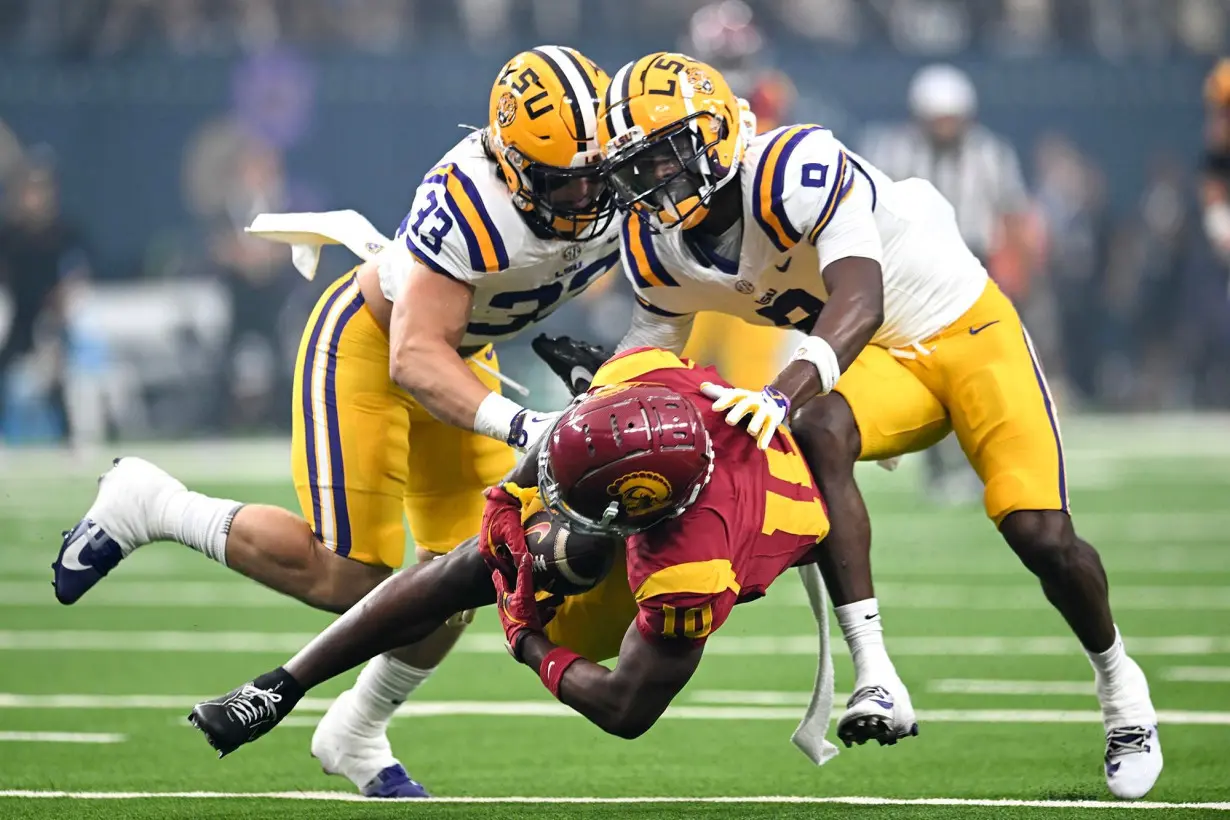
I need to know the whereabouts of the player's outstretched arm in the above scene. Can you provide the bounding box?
[773,175,885,410]
[518,623,703,739]
[492,553,703,739]
[187,545,495,757]
[389,262,550,449]
[771,255,883,409]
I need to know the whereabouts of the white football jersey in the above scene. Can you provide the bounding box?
[625,125,988,350]
[378,131,622,349]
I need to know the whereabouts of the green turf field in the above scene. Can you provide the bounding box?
[1,416,1228,819]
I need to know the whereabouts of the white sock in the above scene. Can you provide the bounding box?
[835,598,899,689]
[1086,627,1127,684]
[350,654,434,731]
[1086,627,1155,727]
[156,491,242,566]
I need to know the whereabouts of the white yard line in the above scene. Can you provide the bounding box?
[0,791,1224,809]
[0,582,296,608]
[927,679,1096,696]
[2,631,1229,656]
[762,584,1230,611]
[0,732,123,744]
[1163,666,1230,682]
[9,578,1230,610]
[1,693,1227,727]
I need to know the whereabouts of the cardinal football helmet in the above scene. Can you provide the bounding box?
[538,383,714,535]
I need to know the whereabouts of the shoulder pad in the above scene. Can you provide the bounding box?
[750,125,854,251]
[398,160,515,282]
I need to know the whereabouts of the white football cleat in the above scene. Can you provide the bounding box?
[837,681,919,747]
[311,689,429,798]
[1095,653,1161,799]
[1105,724,1163,800]
[52,457,184,604]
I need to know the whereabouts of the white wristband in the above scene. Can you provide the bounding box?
[473,392,524,443]
[791,336,842,395]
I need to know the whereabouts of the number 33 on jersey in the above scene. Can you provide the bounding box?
[377,131,623,349]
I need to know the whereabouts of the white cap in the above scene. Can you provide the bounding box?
[908,64,977,120]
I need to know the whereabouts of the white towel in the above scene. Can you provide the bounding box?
[790,561,840,765]
[245,210,392,281]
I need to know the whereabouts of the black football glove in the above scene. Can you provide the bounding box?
[531,334,613,397]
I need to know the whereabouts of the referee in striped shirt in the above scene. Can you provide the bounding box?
[861,64,1033,505]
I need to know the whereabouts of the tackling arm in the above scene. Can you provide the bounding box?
[772,176,884,409]
[616,301,696,356]
[389,262,542,446]
[517,622,704,739]
[771,256,883,409]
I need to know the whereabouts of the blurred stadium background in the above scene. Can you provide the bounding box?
[2,0,1230,816]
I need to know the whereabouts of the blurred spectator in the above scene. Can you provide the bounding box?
[1093,155,1195,408]
[1201,58,1230,265]
[861,63,1036,504]
[0,119,23,204]
[0,153,92,441]
[676,0,798,390]
[1032,133,1108,401]
[881,0,973,56]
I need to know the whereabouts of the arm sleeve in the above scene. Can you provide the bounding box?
[616,299,695,355]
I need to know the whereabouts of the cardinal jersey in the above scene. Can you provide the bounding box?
[378,130,622,350]
[625,125,988,350]
[587,347,831,646]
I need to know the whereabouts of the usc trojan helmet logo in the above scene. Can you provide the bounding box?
[487,46,615,241]
[607,471,674,517]
[598,52,746,231]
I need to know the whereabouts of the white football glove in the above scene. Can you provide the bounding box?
[701,382,791,451]
[507,409,561,453]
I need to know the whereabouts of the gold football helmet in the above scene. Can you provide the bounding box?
[488,46,614,240]
[598,52,746,230]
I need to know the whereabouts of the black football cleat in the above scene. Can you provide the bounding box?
[531,334,612,397]
[189,671,302,758]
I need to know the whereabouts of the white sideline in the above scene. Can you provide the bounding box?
[0,732,123,744]
[3,630,1230,657]
[0,791,1225,809]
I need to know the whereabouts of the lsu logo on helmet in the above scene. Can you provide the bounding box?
[607,471,674,517]
[496,91,518,127]
[686,66,714,95]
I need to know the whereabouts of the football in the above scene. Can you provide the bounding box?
[522,508,619,596]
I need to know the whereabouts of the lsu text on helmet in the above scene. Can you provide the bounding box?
[598,52,746,231]
[488,46,615,241]
[537,383,715,535]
